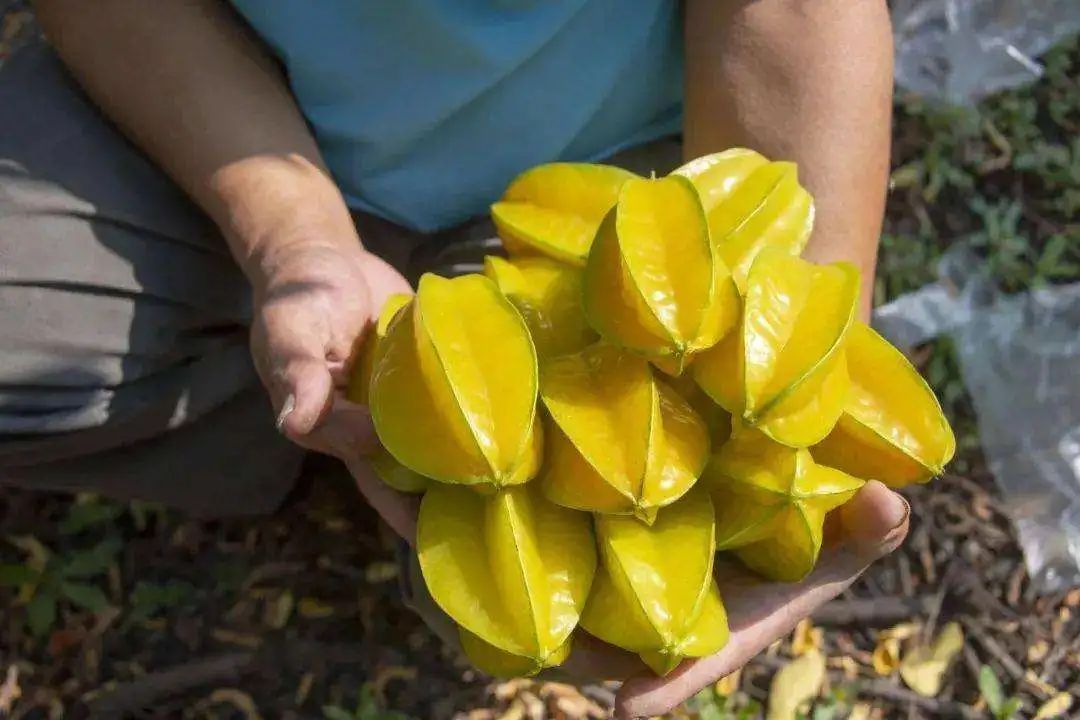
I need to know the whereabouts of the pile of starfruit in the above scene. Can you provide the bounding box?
[352,150,956,678]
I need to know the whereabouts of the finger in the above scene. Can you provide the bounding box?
[614,481,909,719]
[346,456,420,545]
[293,398,381,462]
[543,633,647,683]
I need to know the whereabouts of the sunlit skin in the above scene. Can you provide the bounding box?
[36,0,899,716]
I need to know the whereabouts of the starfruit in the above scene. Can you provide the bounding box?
[491,163,638,266]
[346,292,413,406]
[694,248,860,447]
[674,149,814,290]
[703,429,864,582]
[582,174,740,375]
[483,255,596,358]
[369,274,542,488]
[417,482,596,676]
[580,486,729,675]
[344,294,428,493]
[812,322,955,487]
[538,343,710,523]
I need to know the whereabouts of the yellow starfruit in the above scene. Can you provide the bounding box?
[346,292,413,406]
[582,174,740,375]
[538,343,710,523]
[417,482,596,676]
[703,429,864,582]
[491,163,637,266]
[483,255,596,358]
[345,293,427,494]
[675,149,814,290]
[580,486,729,675]
[694,248,860,447]
[812,322,955,487]
[369,274,542,488]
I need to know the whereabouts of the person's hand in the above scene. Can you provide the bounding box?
[245,219,419,541]
[552,480,910,719]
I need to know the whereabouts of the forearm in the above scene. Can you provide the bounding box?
[684,0,893,316]
[34,0,356,283]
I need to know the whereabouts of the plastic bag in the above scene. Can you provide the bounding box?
[892,0,1080,105]
[874,245,1080,592]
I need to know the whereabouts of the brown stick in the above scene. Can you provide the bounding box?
[87,653,253,717]
[810,596,937,625]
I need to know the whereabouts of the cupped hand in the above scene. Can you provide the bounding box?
[555,480,910,719]
[246,228,419,541]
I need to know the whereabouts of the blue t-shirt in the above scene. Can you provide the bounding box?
[230,1,683,232]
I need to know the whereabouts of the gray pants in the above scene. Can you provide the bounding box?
[0,40,680,518]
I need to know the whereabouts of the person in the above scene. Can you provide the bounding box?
[0,1,908,716]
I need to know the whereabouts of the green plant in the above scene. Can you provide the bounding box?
[0,535,119,637]
[323,686,414,720]
[687,686,761,720]
[979,665,1022,720]
[125,580,197,627]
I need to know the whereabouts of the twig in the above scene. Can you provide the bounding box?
[961,618,1025,682]
[811,596,937,625]
[87,653,253,717]
[85,639,372,716]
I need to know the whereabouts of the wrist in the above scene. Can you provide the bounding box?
[207,153,362,286]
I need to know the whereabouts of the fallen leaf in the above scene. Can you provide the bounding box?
[767,649,826,720]
[0,665,20,714]
[364,561,399,584]
[715,667,742,696]
[294,672,314,707]
[497,699,526,720]
[872,636,901,676]
[371,665,417,703]
[210,628,262,649]
[1028,639,1050,663]
[263,591,294,630]
[1033,692,1073,719]
[1024,670,1058,697]
[297,597,335,619]
[899,621,964,697]
[847,702,873,720]
[791,618,822,656]
[205,688,263,720]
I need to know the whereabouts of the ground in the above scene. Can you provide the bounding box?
[0,5,1077,719]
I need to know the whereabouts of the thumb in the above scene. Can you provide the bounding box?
[272,356,335,439]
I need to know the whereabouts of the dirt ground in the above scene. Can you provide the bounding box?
[1,3,1077,719]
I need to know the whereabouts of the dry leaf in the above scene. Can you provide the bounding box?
[1033,692,1073,719]
[365,561,399,584]
[872,637,901,676]
[372,665,417,702]
[767,649,826,720]
[206,688,263,720]
[829,655,859,680]
[496,699,526,720]
[1024,670,1058,697]
[294,672,314,707]
[847,702,873,720]
[263,591,294,630]
[297,597,335,619]
[899,621,964,697]
[715,667,742,696]
[791,618,823,656]
[0,665,21,714]
[210,628,262,649]
[1028,639,1050,663]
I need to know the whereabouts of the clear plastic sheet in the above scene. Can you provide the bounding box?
[873,245,1080,592]
[892,0,1080,104]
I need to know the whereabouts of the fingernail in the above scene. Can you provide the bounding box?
[890,495,911,532]
[275,394,295,433]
